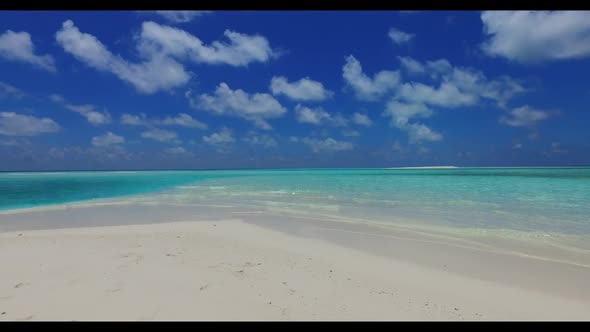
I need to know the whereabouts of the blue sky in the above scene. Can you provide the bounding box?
[1,10,589,170]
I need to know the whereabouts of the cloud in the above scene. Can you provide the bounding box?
[426,59,453,76]
[56,20,277,94]
[394,57,526,108]
[121,112,207,130]
[383,56,527,143]
[56,20,190,94]
[351,113,372,127]
[203,127,235,145]
[0,82,26,99]
[51,94,111,125]
[295,106,371,129]
[294,104,347,127]
[161,113,207,129]
[342,55,400,101]
[500,105,553,127]
[398,56,425,75]
[270,76,333,101]
[383,100,433,126]
[446,66,527,107]
[189,83,287,130]
[141,128,179,142]
[0,112,60,136]
[480,11,590,64]
[91,132,125,147]
[120,113,150,126]
[66,104,111,125]
[397,82,478,108]
[404,123,443,143]
[138,21,277,66]
[388,28,415,45]
[242,132,278,148]
[300,137,353,153]
[0,30,56,72]
[0,138,29,147]
[164,146,187,154]
[382,101,442,143]
[151,11,212,23]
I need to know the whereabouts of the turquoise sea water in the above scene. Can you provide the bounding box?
[1,168,590,236]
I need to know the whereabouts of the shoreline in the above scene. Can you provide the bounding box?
[3,197,590,259]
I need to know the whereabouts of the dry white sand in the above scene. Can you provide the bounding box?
[1,205,589,321]
[385,166,459,169]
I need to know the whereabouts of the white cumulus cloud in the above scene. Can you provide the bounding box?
[294,104,347,127]
[139,21,277,66]
[397,82,478,108]
[67,104,111,125]
[91,132,125,147]
[343,55,400,101]
[384,101,433,126]
[376,56,528,143]
[500,105,553,127]
[382,101,441,143]
[480,11,590,64]
[388,28,415,45]
[120,113,150,126]
[398,56,425,74]
[0,112,61,136]
[51,94,111,125]
[141,128,179,142]
[351,113,373,127]
[203,127,235,145]
[161,113,207,129]
[0,81,26,99]
[242,132,278,148]
[56,20,190,94]
[404,123,443,143]
[121,112,207,130]
[0,30,56,72]
[189,83,287,130]
[56,20,277,94]
[394,56,526,108]
[270,76,333,101]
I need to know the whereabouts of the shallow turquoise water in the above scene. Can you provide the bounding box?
[1,168,589,235]
[0,170,232,211]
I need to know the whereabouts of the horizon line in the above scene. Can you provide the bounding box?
[2,165,590,173]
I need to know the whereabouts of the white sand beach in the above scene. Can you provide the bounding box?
[386,166,459,169]
[1,202,589,321]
